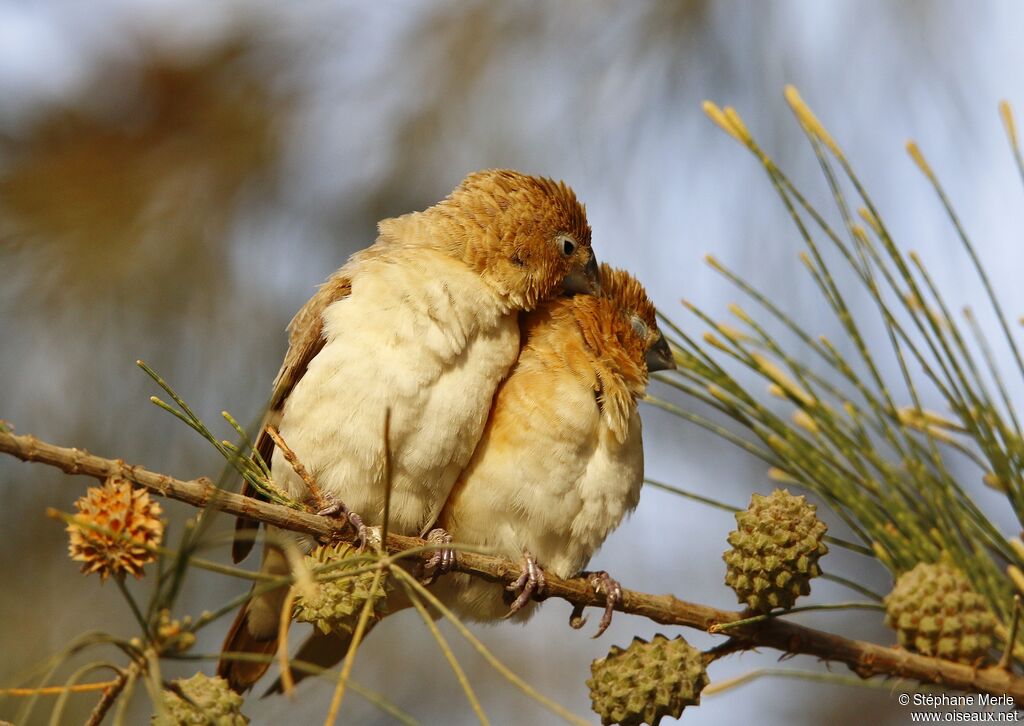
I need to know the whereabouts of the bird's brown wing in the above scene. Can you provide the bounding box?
[231,270,353,563]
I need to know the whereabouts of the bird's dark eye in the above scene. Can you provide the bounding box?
[631,316,649,339]
[557,235,576,256]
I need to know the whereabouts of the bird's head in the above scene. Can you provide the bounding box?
[563,264,670,440]
[439,169,598,311]
[596,263,676,378]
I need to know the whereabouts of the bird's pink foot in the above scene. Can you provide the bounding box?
[504,550,546,616]
[315,494,369,550]
[568,570,623,638]
[347,512,372,551]
[422,528,457,583]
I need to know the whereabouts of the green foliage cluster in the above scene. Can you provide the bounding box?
[651,92,1024,655]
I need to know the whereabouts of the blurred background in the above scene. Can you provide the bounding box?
[2,1,1023,723]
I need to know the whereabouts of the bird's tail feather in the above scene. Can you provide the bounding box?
[217,600,281,693]
[217,546,290,693]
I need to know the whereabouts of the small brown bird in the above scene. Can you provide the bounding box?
[219,170,598,692]
[433,264,673,635]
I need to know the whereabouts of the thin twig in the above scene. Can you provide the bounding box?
[266,426,326,509]
[277,587,299,698]
[381,408,392,545]
[0,681,119,697]
[324,567,385,726]
[84,660,143,726]
[709,602,884,633]
[702,667,918,697]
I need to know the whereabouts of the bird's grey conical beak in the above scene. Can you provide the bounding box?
[562,253,601,295]
[646,332,676,372]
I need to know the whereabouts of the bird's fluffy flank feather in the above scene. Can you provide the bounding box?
[437,267,662,625]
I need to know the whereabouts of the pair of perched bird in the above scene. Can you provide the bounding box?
[217,169,674,693]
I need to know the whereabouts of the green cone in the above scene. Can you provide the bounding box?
[723,488,828,613]
[884,561,996,664]
[587,634,708,725]
[153,672,248,725]
[292,541,390,635]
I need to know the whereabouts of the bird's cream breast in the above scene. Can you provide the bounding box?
[274,249,519,538]
[437,346,644,622]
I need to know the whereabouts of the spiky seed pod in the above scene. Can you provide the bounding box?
[153,672,248,725]
[723,488,828,612]
[67,476,164,581]
[884,561,997,664]
[587,634,708,726]
[292,542,390,635]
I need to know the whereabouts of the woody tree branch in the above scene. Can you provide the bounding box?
[3,428,1023,701]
